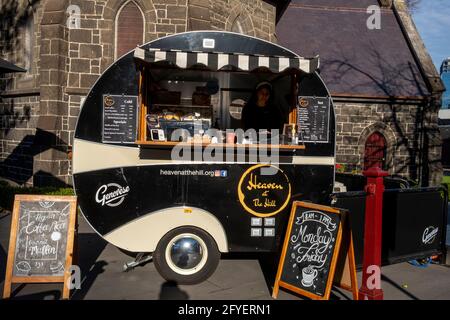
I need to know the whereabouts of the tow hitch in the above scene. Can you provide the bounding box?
[123,253,153,272]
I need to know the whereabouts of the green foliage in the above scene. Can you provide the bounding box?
[0,184,74,211]
[442,176,450,196]
[335,163,362,175]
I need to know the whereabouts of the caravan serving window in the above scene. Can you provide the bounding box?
[136,65,305,151]
[130,43,323,151]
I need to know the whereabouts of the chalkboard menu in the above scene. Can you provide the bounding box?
[3,195,77,299]
[297,96,330,143]
[102,94,138,143]
[273,201,344,300]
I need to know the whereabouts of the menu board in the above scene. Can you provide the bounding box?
[12,200,74,276]
[297,96,330,143]
[3,195,77,299]
[273,201,344,300]
[102,94,138,143]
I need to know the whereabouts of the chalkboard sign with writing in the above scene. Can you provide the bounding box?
[3,195,77,299]
[297,96,330,143]
[272,201,345,300]
[102,94,138,143]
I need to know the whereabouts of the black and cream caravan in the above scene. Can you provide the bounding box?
[73,31,336,284]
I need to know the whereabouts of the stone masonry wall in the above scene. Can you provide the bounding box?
[0,95,40,184]
[0,1,44,185]
[208,0,276,41]
[335,102,429,181]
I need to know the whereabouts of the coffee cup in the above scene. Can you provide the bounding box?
[302,266,318,286]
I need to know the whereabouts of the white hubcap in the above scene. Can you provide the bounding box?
[165,233,208,275]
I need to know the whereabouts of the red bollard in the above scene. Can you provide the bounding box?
[359,167,388,300]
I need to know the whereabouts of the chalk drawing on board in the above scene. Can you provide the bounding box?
[60,203,71,216]
[51,231,62,241]
[50,261,64,273]
[301,265,318,287]
[19,209,30,221]
[39,201,55,209]
[16,261,31,273]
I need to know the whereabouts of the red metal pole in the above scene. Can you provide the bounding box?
[359,167,388,300]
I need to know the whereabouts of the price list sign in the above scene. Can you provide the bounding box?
[102,95,138,143]
[3,195,78,299]
[297,96,330,143]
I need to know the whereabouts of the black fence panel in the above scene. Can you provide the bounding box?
[330,191,366,266]
[382,188,447,264]
[332,187,448,268]
[335,173,411,192]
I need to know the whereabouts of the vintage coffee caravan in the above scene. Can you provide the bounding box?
[73,31,341,284]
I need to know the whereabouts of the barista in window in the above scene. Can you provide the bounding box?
[241,82,283,132]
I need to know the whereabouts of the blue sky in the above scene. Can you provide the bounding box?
[411,0,450,72]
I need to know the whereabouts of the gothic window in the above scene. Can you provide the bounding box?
[115,1,145,59]
[228,12,255,36]
[231,15,244,34]
[22,13,34,73]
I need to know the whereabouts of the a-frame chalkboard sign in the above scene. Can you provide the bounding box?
[272,201,357,300]
[332,213,358,300]
[3,195,78,300]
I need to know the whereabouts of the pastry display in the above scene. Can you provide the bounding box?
[146,88,213,143]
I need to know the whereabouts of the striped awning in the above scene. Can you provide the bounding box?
[0,58,26,73]
[134,47,319,74]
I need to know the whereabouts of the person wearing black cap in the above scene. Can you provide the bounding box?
[241,81,283,133]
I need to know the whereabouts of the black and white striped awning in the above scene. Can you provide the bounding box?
[134,47,319,73]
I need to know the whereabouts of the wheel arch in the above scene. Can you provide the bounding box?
[103,206,229,253]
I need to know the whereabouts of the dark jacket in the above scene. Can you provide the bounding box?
[241,103,283,132]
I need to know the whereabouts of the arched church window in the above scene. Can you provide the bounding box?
[115,1,145,59]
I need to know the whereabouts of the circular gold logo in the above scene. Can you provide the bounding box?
[238,164,291,218]
[299,98,309,108]
[104,95,115,107]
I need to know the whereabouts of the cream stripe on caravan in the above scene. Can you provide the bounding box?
[292,156,335,165]
[73,139,335,174]
[104,206,229,252]
[73,139,141,174]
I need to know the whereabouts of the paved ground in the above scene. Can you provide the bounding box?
[1,209,449,300]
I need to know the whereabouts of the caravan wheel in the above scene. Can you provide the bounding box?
[153,226,220,284]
